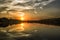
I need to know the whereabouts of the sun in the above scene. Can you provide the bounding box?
[20,17,24,20]
[17,12,25,20]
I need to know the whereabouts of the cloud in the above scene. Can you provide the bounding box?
[0,0,55,12]
[0,7,8,12]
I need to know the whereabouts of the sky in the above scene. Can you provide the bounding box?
[0,0,60,20]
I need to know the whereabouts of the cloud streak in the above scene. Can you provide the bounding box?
[0,0,55,12]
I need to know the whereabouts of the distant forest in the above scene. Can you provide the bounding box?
[0,17,60,27]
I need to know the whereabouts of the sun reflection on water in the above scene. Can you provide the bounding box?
[20,23,24,31]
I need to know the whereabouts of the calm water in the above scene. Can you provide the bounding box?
[0,23,60,40]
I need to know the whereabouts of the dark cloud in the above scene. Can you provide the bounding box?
[0,0,6,4]
[0,7,8,12]
[0,0,12,4]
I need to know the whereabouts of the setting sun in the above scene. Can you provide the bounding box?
[20,17,24,21]
[18,12,25,21]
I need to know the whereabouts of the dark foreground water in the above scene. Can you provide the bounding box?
[0,23,60,40]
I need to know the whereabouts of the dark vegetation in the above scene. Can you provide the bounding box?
[0,17,60,27]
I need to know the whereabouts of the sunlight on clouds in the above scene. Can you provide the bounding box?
[12,0,31,3]
[0,0,55,12]
[8,0,55,10]
[18,12,25,16]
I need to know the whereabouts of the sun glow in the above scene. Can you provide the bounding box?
[19,12,25,16]
[20,17,24,21]
[18,12,25,21]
